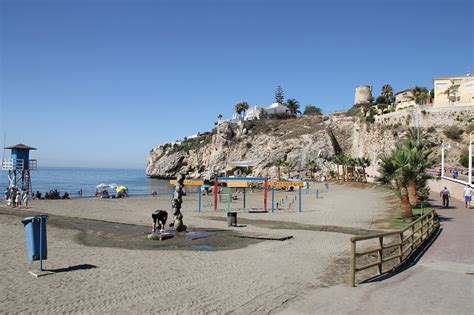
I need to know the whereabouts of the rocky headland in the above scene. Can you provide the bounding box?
[146,106,474,179]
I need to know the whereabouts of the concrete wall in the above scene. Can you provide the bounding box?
[428,177,468,202]
[374,104,474,126]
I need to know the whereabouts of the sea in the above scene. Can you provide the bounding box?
[0,166,172,198]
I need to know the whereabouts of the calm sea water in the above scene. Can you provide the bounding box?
[0,167,172,197]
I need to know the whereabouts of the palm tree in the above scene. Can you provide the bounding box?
[378,149,412,221]
[378,138,433,221]
[400,140,433,207]
[283,160,296,179]
[410,86,430,105]
[355,157,371,182]
[234,102,249,119]
[305,159,318,179]
[273,159,285,180]
[331,154,344,180]
[382,84,393,99]
[340,154,352,181]
[285,98,301,116]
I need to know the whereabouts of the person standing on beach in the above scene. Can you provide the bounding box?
[464,184,473,208]
[22,190,29,208]
[439,187,450,208]
[15,190,21,208]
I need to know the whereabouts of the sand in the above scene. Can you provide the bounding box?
[0,182,394,313]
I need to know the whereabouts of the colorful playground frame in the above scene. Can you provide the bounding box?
[169,177,305,212]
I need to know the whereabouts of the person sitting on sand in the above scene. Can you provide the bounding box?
[152,210,168,233]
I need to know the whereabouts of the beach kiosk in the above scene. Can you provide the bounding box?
[1,143,37,194]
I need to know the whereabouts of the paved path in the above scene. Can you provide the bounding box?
[280,194,474,314]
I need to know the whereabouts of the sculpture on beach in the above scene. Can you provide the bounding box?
[171,173,187,232]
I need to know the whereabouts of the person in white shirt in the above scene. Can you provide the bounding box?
[464,185,473,208]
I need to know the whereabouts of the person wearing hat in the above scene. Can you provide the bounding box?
[464,184,473,209]
[440,187,450,208]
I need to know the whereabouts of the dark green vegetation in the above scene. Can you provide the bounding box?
[303,105,322,116]
[331,154,371,182]
[167,134,212,154]
[443,125,463,141]
[377,127,434,221]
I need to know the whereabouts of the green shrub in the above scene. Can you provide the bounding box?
[443,125,463,141]
[427,126,436,133]
[466,123,474,134]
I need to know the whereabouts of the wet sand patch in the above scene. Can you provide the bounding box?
[0,209,260,251]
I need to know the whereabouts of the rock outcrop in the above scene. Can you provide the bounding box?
[146,106,474,179]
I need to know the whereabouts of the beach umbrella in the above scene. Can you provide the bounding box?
[115,185,128,193]
[95,183,110,191]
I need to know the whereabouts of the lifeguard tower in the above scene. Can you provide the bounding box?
[2,144,37,194]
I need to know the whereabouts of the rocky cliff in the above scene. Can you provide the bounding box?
[146,106,474,179]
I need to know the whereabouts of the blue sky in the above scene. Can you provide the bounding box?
[1,0,472,169]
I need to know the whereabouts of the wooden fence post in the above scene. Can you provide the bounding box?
[350,239,356,287]
[377,237,383,274]
[398,232,403,263]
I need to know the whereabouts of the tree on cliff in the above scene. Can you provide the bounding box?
[303,105,322,116]
[274,85,285,104]
[382,84,394,101]
[286,98,301,116]
[409,86,430,105]
[234,102,249,119]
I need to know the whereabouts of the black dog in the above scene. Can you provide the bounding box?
[152,210,168,232]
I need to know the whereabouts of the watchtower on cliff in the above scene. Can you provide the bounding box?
[1,143,37,193]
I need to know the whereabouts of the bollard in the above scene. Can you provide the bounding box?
[316,189,319,199]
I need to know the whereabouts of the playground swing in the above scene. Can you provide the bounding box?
[214,177,268,212]
[269,180,304,212]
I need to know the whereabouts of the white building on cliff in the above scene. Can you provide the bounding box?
[238,103,289,121]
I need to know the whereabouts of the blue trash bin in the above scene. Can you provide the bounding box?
[22,215,48,262]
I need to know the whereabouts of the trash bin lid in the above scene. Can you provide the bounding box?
[21,215,48,226]
[21,216,35,226]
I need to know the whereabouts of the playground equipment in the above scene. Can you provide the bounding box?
[214,177,268,212]
[268,180,305,212]
[168,177,306,213]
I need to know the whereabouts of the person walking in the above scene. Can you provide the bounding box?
[464,184,473,209]
[439,187,450,208]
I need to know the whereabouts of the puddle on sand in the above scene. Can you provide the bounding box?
[191,244,216,251]
[0,209,262,251]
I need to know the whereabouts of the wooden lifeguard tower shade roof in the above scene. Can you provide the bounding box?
[4,143,37,150]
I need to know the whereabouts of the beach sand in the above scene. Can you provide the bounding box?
[0,182,395,313]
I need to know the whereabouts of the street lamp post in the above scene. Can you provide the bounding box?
[469,132,473,185]
[441,141,451,178]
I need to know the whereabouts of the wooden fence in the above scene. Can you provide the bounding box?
[349,209,439,287]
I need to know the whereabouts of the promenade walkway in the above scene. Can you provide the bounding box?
[280,194,474,314]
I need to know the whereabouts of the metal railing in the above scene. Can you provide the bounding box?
[1,158,37,171]
[349,209,439,287]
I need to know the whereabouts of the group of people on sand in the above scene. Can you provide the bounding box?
[3,187,29,208]
[38,189,70,200]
